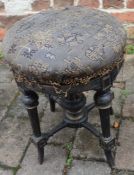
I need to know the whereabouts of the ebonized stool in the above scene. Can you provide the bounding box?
[3,6,126,168]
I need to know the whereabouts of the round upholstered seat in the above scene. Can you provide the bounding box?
[3,6,126,95]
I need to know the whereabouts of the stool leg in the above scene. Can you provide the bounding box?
[94,90,115,168]
[99,108,115,167]
[49,95,55,112]
[21,90,44,164]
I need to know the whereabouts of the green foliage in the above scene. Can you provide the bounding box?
[125,44,134,54]
[66,154,73,168]
[65,142,73,168]
[0,50,3,60]
[120,89,131,98]
[65,142,73,152]
[12,165,21,175]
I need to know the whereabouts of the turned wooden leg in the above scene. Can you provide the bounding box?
[21,90,44,164]
[94,89,115,168]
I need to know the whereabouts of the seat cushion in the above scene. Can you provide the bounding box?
[3,6,126,93]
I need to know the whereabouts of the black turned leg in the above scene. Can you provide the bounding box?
[94,90,115,168]
[49,95,55,112]
[21,90,44,164]
[99,108,115,168]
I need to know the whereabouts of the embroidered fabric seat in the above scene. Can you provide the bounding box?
[3,6,126,95]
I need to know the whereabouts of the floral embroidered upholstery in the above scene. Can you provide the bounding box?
[3,6,126,94]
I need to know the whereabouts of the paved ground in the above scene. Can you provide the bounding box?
[0,55,134,175]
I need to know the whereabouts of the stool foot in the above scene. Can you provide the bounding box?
[104,150,115,168]
[38,147,44,164]
[99,106,115,168]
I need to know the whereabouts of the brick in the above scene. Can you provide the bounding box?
[0,1,5,12]
[79,0,99,8]
[127,38,134,45]
[0,28,6,41]
[54,0,74,8]
[127,0,134,8]
[126,26,134,39]
[113,82,125,89]
[112,12,134,23]
[0,15,27,29]
[0,22,4,28]
[32,0,50,11]
[103,0,124,8]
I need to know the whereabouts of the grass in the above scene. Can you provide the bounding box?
[120,89,131,98]
[125,44,134,54]
[12,166,21,175]
[0,50,4,60]
[65,142,73,168]
[0,163,20,175]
